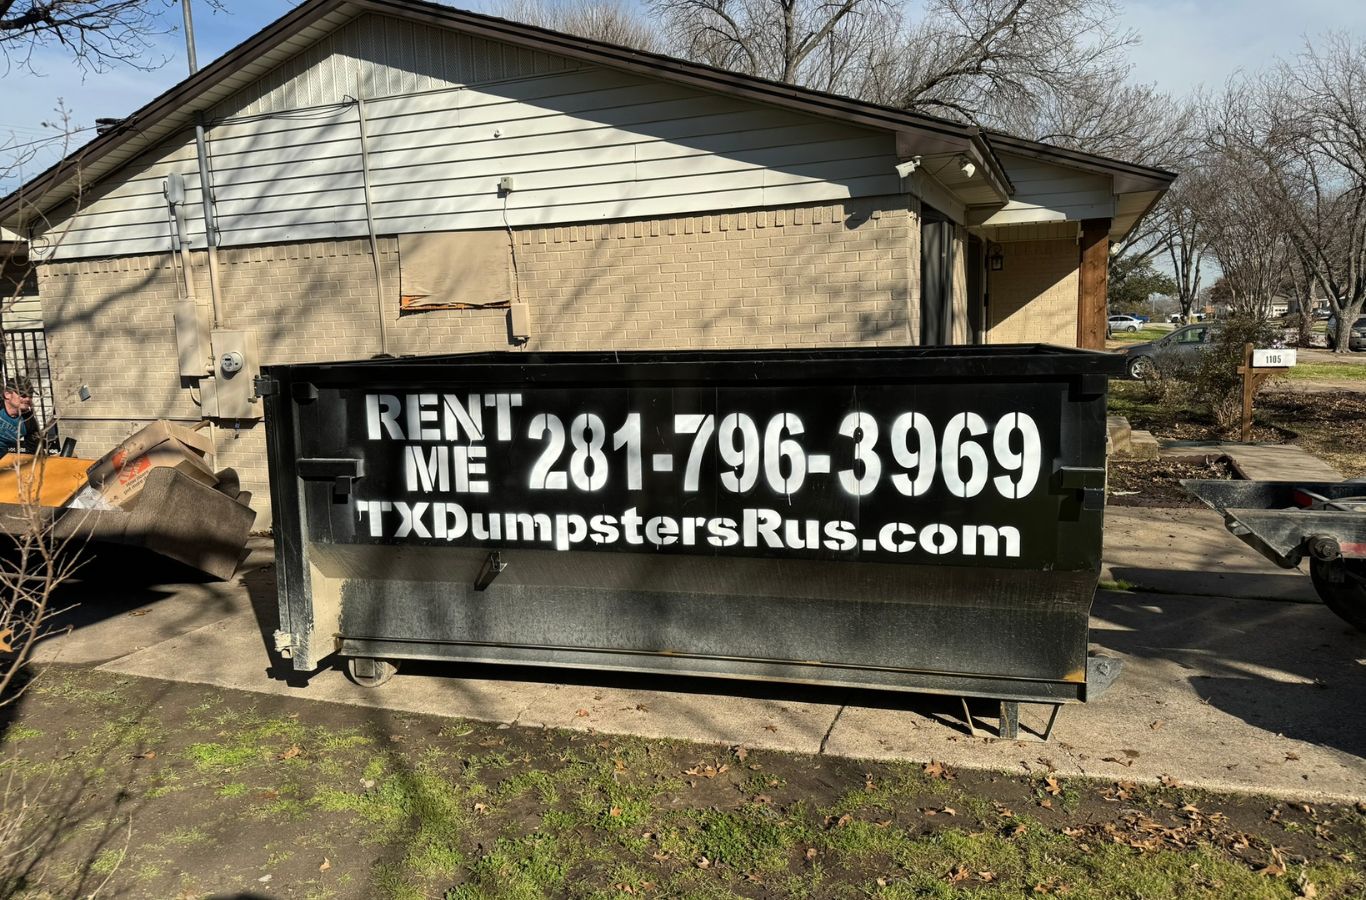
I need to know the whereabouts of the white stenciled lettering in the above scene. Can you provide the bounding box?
[393,501,430,539]
[441,394,484,442]
[707,517,740,547]
[506,512,553,542]
[406,394,442,441]
[466,445,488,493]
[405,445,450,493]
[764,413,806,496]
[554,513,588,550]
[366,395,404,440]
[590,514,620,544]
[962,524,1021,558]
[823,520,857,551]
[837,412,881,496]
[356,500,392,536]
[645,516,679,546]
[878,522,916,552]
[920,523,958,555]
[433,503,468,541]
[783,519,820,549]
[743,508,783,548]
[528,413,568,490]
[942,412,989,498]
[485,392,523,441]
[992,413,1042,500]
[621,507,645,545]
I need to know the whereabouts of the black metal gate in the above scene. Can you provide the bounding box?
[2,328,57,429]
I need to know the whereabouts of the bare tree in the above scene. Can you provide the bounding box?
[0,0,215,74]
[1206,35,1366,350]
[851,0,1134,123]
[646,0,890,89]
[492,0,663,51]
[1158,165,1213,322]
[1197,155,1290,319]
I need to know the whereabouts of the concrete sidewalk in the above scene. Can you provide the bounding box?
[1161,440,1344,482]
[30,517,1366,805]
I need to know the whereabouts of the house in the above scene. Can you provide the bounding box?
[0,0,1174,522]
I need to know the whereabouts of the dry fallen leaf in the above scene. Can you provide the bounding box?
[609,806,623,817]
[1043,775,1062,795]
[804,848,818,861]
[764,724,778,733]
[131,750,157,761]
[947,865,971,884]
[1160,774,1182,788]
[695,856,711,869]
[732,745,749,761]
[1149,719,1165,730]
[0,627,12,653]
[473,802,489,815]
[1101,756,1134,768]
[923,760,956,780]
[127,610,149,618]
[319,858,331,872]
[575,709,590,718]
[979,871,996,883]
[1285,752,1301,762]
[279,745,302,761]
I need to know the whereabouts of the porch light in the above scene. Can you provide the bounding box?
[989,246,1004,271]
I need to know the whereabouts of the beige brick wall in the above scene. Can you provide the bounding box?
[38,194,917,527]
[984,239,1079,346]
[516,195,915,350]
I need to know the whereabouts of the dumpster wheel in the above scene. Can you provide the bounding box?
[1309,558,1366,631]
[346,657,400,688]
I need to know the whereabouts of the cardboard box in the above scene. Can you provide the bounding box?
[86,421,217,509]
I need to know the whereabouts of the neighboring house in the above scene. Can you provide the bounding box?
[0,0,1174,521]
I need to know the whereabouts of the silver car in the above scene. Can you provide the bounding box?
[1324,315,1366,351]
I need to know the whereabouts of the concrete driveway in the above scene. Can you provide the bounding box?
[30,507,1366,805]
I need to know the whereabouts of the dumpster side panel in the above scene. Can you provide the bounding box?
[267,347,1117,698]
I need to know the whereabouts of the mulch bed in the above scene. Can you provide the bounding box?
[1107,455,1236,508]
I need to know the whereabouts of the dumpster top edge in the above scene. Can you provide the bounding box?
[264,344,1127,382]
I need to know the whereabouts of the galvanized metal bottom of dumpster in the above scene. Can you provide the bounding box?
[263,346,1124,735]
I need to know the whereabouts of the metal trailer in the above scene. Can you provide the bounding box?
[261,346,1125,739]
[1184,479,1366,630]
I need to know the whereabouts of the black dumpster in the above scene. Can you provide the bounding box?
[262,346,1122,731]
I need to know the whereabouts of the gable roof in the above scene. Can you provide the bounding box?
[0,0,1174,234]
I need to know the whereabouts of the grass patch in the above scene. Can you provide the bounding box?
[4,669,1363,900]
[1111,326,1170,342]
[1285,361,1366,381]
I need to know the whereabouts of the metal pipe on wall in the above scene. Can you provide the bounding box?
[353,95,390,356]
[182,0,223,328]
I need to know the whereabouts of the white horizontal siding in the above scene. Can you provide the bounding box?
[981,153,1114,227]
[36,22,900,261]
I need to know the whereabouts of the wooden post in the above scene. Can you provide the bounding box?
[1077,219,1111,350]
[1237,343,1290,442]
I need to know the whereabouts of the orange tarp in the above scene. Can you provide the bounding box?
[0,454,98,508]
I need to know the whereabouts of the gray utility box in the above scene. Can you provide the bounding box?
[262,346,1123,719]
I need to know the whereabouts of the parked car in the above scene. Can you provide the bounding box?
[1108,314,1144,333]
[1122,323,1216,379]
[1324,315,1366,351]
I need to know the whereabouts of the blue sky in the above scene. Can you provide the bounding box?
[4,0,1366,192]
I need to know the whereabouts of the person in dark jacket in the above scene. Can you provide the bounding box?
[0,376,40,454]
